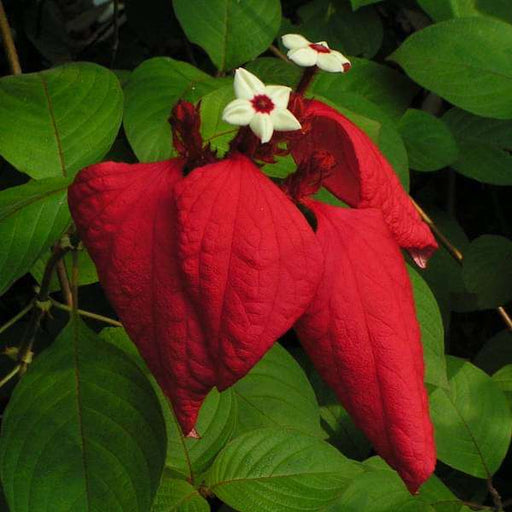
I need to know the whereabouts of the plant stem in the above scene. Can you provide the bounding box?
[0,301,33,335]
[17,246,71,374]
[296,66,318,95]
[269,44,288,62]
[0,0,21,74]
[49,298,122,327]
[56,259,73,307]
[0,364,20,389]
[487,478,504,512]
[411,198,512,332]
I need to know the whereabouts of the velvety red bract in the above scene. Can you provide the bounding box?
[294,201,436,493]
[290,98,438,266]
[68,159,212,435]
[173,152,324,390]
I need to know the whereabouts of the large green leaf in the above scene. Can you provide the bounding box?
[391,18,512,119]
[312,58,418,121]
[493,365,512,408]
[152,474,209,512]
[0,63,123,179]
[0,178,70,296]
[245,58,302,88]
[173,0,281,71]
[408,266,448,388]
[429,356,512,478]
[206,428,362,512]
[100,327,237,483]
[298,0,383,58]
[350,0,382,9]
[462,235,512,309]
[398,109,458,172]
[443,108,512,185]
[231,344,323,437]
[418,0,512,24]
[0,316,167,512]
[123,58,221,162]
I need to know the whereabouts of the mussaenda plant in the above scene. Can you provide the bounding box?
[68,34,438,494]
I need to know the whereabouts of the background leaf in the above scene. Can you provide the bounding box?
[429,356,512,478]
[173,0,282,71]
[408,266,448,388]
[474,330,512,375]
[398,109,458,172]
[493,365,512,408]
[417,0,512,24]
[124,58,221,162]
[0,63,123,179]
[206,427,362,512]
[0,316,167,512]
[152,474,210,512]
[462,235,512,309]
[0,178,70,296]
[443,108,512,185]
[231,344,323,437]
[391,18,512,119]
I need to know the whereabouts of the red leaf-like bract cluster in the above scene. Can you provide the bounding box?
[68,95,438,494]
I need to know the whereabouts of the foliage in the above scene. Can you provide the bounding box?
[0,1,511,511]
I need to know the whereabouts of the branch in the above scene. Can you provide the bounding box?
[0,0,21,74]
[0,301,33,335]
[412,198,512,332]
[49,298,122,327]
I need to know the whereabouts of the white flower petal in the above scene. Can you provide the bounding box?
[317,51,351,73]
[287,47,318,67]
[270,108,302,132]
[222,98,254,126]
[265,85,291,109]
[281,33,310,50]
[234,68,265,100]
[316,41,329,48]
[250,113,274,143]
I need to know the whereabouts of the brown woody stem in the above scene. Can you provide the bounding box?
[0,0,21,74]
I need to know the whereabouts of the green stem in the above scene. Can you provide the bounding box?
[0,364,21,389]
[49,298,122,327]
[0,302,34,335]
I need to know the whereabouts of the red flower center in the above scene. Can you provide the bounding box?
[251,94,275,114]
[309,43,330,54]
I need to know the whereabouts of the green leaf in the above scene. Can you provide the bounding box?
[312,57,418,121]
[320,404,372,460]
[493,365,512,408]
[309,90,409,189]
[330,467,434,512]
[206,428,363,512]
[0,63,123,179]
[0,178,70,296]
[298,0,383,58]
[362,457,470,512]
[350,0,382,9]
[173,0,281,71]
[398,109,458,172]
[462,235,512,309]
[0,316,167,512]
[100,327,237,483]
[443,108,512,185]
[391,18,512,119]
[408,266,448,388]
[429,356,512,478]
[245,58,302,88]
[417,0,512,24]
[231,344,323,437]
[474,330,512,375]
[153,474,209,512]
[124,58,221,162]
[31,247,98,291]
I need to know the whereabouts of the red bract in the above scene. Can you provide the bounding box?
[290,97,438,268]
[174,152,323,390]
[68,159,210,435]
[294,201,436,493]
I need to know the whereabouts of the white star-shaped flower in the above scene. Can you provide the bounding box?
[222,68,302,144]
[282,34,351,73]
